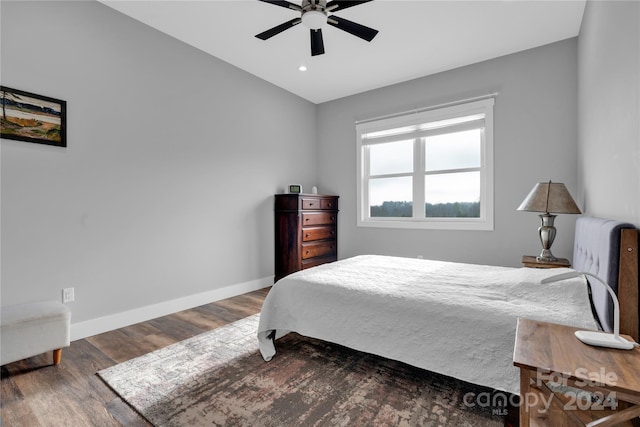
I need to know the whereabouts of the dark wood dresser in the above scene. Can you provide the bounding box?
[274,194,339,282]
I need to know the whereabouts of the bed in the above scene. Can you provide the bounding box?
[257,217,639,395]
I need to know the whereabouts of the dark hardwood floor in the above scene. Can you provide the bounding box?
[0,288,269,427]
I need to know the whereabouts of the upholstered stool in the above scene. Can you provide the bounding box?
[1,301,71,366]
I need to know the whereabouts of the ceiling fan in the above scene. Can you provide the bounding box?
[255,0,379,56]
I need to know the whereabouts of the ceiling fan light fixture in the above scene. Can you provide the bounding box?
[302,10,326,29]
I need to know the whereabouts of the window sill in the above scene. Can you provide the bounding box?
[357,218,494,231]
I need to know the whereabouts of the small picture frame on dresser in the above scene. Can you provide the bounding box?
[286,184,303,194]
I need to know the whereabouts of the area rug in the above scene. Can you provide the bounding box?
[98,314,507,426]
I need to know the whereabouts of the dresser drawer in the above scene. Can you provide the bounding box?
[302,226,336,242]
[321,198,337,210]
[302,212,337,226]
[301,198,322,210]
[301,197,339,210]
[301,241,337,260]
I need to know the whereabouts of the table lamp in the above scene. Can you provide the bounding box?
[541,271,636,350]
[517,181,581,262]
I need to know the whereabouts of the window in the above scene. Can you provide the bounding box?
[356,98,494,230]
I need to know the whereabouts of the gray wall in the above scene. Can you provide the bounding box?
[1,1,317,333]
[577,0,640,227]
[317,39,580,267]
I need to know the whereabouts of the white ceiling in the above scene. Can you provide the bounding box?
[100,0,586,104]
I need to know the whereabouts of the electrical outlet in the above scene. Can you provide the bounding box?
[62,287,75,303]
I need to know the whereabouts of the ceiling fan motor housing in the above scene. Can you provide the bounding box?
[301,0,328,11]
[301,0,328,29]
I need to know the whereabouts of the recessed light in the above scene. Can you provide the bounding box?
[298,65,307,72]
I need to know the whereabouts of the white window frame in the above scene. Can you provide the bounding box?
[356,98,494,231]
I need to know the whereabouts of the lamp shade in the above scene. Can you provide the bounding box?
[517,181,581,214]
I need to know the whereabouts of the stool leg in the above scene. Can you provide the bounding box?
[53,349,62,365]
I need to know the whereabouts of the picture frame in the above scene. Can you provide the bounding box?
[1,86,67,147]
[287,184,303,194]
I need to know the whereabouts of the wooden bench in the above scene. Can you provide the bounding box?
[1,301,71,366]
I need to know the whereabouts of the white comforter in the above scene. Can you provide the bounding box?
[257,255,598,394]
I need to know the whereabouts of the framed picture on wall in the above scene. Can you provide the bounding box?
[0,86,67,147]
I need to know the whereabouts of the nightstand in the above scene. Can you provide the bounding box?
[513,318,640,427]
[522,255,571,269]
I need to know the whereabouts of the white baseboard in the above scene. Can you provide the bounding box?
[70,276,272,341]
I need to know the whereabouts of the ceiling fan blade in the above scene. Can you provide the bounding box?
[326,0,373,12]
[255,18,302,40]
[310,29,325,56]
[327,15,378,42]
[257,0,302,12]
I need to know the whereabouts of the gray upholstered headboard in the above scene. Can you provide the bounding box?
[573,216,636,333]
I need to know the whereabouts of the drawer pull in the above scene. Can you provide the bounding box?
[305,233,311,238]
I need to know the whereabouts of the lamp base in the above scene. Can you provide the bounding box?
[536,251,558,263]
[574,330,635,350]
[537,214,558,262]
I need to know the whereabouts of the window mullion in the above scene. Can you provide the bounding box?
[413,137,425,218]
[369,172,414,179]
[362,145,371,219]
[425,166,481,176]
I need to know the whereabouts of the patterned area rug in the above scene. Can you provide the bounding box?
[98,314,507,426]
